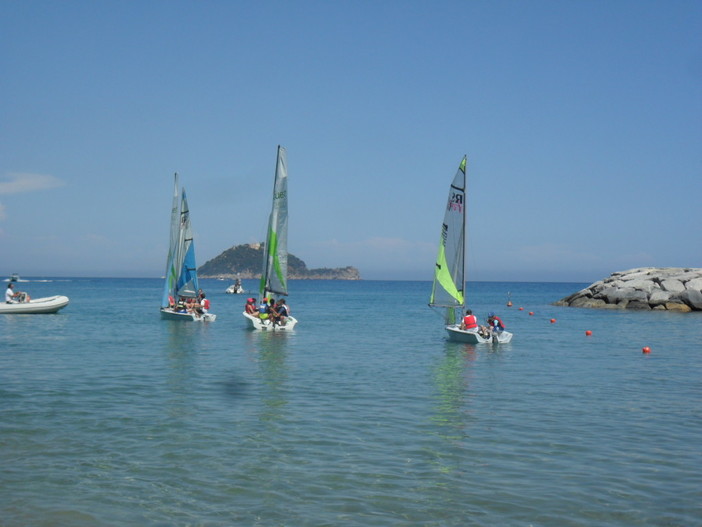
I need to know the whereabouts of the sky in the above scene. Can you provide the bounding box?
[1,1,701,282]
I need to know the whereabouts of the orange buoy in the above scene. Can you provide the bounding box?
[642,346,651,354]
[585,330,592,336]
[529,311,534,316]
[550,318,556,323]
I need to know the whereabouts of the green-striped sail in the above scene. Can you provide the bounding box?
[429,156,466,324]
[260,145,289,299]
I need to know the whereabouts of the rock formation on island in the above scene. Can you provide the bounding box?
[555,267,702,312]
[198,243,361,280]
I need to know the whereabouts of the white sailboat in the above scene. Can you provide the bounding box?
[429,156,512,344]
[243,146,298,331]
[160,174,216,322]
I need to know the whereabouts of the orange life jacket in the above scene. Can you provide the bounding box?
[463,314,478,329]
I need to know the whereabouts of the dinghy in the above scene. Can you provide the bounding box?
[243,146,298,331]
[225,278,245,294]
[428,156,513,344]
[0,295,69,314]
[160,174,216,322]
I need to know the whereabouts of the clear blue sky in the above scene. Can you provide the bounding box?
[2,1,700,282]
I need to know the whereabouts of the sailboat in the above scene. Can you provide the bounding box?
[243,146,298,330]
[160,173,216,322]
[429,156,512,344]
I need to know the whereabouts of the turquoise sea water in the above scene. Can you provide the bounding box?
[1,278,701,526]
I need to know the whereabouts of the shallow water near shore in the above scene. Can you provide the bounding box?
[1,278,701,526]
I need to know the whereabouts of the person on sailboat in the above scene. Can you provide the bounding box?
[270,298,289,326]
[266,298,280,325]
[258,298,270,322]
[461,309,490,337]
[245,298,259,317]
[185,296,197,313]
[460,309,479,330]
[175,297,188,312]
[487,312,505,334]
[196,293,211,316]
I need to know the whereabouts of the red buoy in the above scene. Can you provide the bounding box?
[642,346,651,354]
[550,318,556,323]
[519,307,524,311]
[585,330,592,336]
[529,311,534,316]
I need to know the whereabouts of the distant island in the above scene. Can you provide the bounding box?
[199,243,361,280]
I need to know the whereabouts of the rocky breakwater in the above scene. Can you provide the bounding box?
[555,267,702,312]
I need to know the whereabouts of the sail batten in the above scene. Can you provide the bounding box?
[429,156,467,322]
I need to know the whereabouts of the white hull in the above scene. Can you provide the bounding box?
[0,295,69,314]
[446,325,513,344]
[243,311,298,331]
[160,308,216,322]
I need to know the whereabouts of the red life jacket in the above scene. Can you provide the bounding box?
[463,314,478,329]
[202,299,211,310]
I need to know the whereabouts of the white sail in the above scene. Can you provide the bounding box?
[161,174,180,308]
[429,156,466,324]
[260,145,289,298]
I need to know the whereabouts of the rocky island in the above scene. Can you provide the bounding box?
[555,267,702,312]
[199,243,361,280]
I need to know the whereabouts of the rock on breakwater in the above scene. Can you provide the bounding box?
[555,267,702,312]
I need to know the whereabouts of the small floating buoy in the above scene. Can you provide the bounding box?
[585,330,592,336]
[529,311,534,316]
[519,307,524,311]
[642,346,651,354]
[507,300,513,307]
[550,318,556,323]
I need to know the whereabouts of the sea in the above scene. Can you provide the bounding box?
[1,278,700,527]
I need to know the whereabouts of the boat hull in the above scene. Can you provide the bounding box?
[160,308,216,322]
[243,311,298,331]
[0,295,69,314]
[446,325,513,344]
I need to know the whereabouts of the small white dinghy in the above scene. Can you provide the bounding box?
[0,295,69,314]
[445,326,513,344]
[225,283,244,294]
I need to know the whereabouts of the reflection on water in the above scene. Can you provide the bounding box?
[161,322,202,419]
[425,343,477,478]
[246,331,290,424]
[431,343,477,441]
